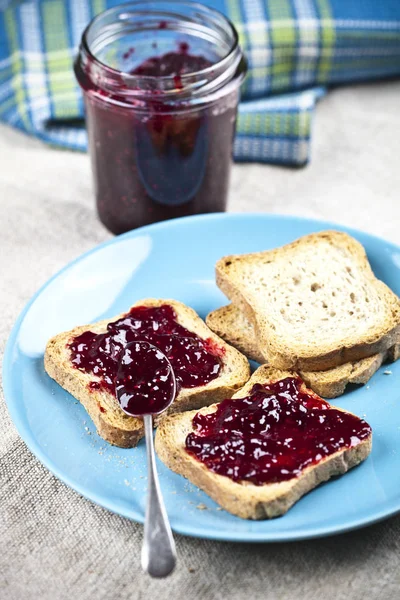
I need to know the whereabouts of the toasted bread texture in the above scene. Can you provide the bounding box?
[44,299,250,448]
[155,365,372,519]
[216,231,400,371]
[206,304,400,398]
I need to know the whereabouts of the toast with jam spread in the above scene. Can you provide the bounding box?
[155,365,372,519]
[44,299,250,448]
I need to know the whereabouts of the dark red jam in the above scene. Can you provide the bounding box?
[185,377,372,485]
[131,51,212,91]
[82,49,239,234]
[131,52,211,78]
[115,341,176,415]
[68,305,223,400]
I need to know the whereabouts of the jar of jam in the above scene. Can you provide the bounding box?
[75,1,247,235]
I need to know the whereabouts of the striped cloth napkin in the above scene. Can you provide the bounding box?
[0,0,400,166]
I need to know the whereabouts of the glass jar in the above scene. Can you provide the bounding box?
[74,1,247,235]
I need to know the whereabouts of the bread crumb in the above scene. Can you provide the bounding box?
[124,479,130,486]
[196,503,207,510]
[188,567,196,573]
[384,370,392,375]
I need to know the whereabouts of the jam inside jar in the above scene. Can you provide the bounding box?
[75,1,247,234]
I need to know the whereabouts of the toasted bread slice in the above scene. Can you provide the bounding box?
[207,304,265,364]
[216,231,400,371]
[155,365,372,519]
[206,304,400,398]
[44,299,250,448]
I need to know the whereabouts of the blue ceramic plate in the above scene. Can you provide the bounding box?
[4,213,400,542]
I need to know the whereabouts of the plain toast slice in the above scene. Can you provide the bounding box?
[155,365,372,519]
[216,231,400,371]
[44,299,250,448]
[206,304,400,398]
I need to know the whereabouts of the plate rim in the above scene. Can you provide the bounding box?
[3,211,400,542]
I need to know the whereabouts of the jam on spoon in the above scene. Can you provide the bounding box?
[115,341,177,578]
[116,340,176,415]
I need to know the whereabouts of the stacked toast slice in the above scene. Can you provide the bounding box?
[207,231,400,397]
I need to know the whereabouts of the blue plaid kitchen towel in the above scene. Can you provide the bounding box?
[0,0,400,166]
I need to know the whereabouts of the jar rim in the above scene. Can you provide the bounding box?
[83,0,239,80]
[76,0,246,105]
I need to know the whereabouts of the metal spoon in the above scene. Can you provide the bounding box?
[115,340,177,578]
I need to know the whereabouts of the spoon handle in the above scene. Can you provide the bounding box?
[141,414,176,578]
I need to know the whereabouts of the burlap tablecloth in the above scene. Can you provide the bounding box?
[2,81,400,600]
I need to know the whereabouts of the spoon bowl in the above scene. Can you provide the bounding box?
[116,340,177,416]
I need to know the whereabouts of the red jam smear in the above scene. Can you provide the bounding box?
[68,305,223,397]
[131,51,211,78]
[185,377,372,485]
[83,48,238,234]
[115,341,176,415]
[131,50,211,91]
